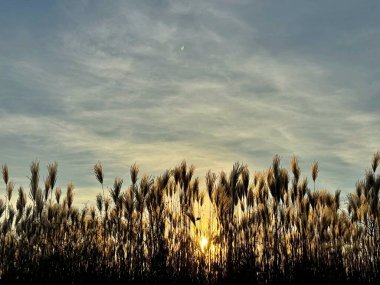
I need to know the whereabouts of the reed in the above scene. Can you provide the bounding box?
[0,153,380,284]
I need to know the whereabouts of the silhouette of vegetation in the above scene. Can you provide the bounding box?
[1,153,380,284]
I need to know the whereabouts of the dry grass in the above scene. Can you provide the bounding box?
[0,153,380,284]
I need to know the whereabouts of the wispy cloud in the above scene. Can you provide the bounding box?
[1,0,379,204]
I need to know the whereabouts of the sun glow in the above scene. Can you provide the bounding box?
[200,236,208,252]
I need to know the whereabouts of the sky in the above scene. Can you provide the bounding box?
[1,0,380,205]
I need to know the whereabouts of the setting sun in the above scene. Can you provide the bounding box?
[200,236,208,252]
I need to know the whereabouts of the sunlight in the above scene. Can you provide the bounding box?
[200,236,208,252]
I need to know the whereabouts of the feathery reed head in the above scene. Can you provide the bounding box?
[130,163,139,185]
[55,187,62,204]
[372,151,380,173]
[110,176,123,204]
[29,160,39,201]
[16,187,27,214]
[290,155,300,181]
[6,181,15,201]
[272,154,281,175]
[94,161,104,186]
[2,164,9,185]
[311,161,319,182]
[206,170,217,202]
[66,183,74,209]
[44,176,50,201]
[96,193,103,213]
[47,161,58,190]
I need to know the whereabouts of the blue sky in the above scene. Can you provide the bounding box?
[1,0,379,205]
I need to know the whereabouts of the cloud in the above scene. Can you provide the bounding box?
[1,0,379,206]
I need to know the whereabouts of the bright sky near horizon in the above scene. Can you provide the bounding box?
[1,1,379,205]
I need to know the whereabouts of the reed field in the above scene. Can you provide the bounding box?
[0,153,380,284]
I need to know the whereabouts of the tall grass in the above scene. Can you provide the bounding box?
[1,153,380,284]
